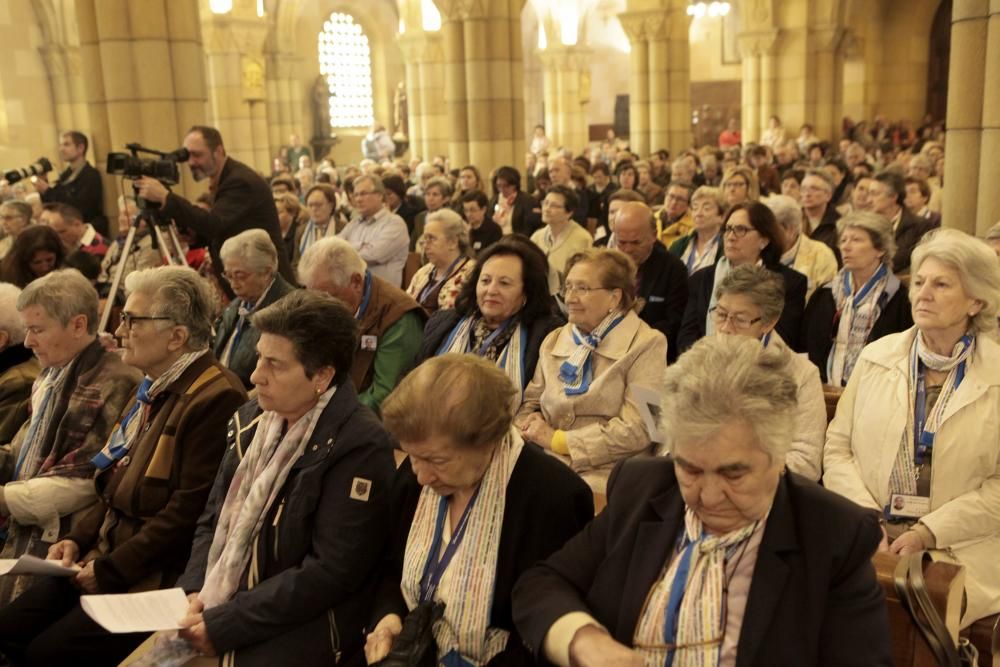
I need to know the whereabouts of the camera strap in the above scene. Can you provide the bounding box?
[419,486,482,603]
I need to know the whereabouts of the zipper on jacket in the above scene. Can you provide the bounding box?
[272,497,286,562]
[327,608,341,663]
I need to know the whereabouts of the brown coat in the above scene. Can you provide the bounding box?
[67,353,247,593]
[0,345,39,447]
[350,273,424,394]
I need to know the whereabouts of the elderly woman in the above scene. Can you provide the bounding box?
[419,236,562,392]
[678,201,807,353]
[405,209,476,313]
[411,176,453,251]
[132,290,395,665]
[0,225,66,288]
[513,335,892,667]
[292,183,339,268]
[803,211,913,385]
[515,248,667,493]
[709,264,826,480]
[824,229,1000,628]
[0,200,33,259]
[0,284,39,445]
[720,165,760,209]
[669,185,724,275]
[214,229,297,388]
[0,267,247,665]
[365,354,593,666]
[764,193,838,301]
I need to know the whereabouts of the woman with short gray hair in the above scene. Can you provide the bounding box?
[670,186,724,274]
[824,229,1000,628]
[405,208,475,313]
[215,230,297,388]
[0,283,39,445]
[802,211,913,385]
[513,334,891,666]
[707,264,827,480]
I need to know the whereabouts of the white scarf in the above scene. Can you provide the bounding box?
[400,429,525,666]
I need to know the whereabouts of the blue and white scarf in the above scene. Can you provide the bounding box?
[558,311,625,395]
[827,264,897,386]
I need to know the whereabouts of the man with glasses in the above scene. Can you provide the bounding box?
[337,174,410,287]
[656,182,695,248]
[530,185,593,295]
[800,169,842,264]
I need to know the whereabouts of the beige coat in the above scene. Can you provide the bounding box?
[824,327,1000,627]
[787,234,838,302]
[517,310,667,493]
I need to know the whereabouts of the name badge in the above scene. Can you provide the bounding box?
[889,493,931,519]
[361,335,378,351]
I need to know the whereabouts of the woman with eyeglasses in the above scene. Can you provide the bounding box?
[678,201,807,354]
[720,165,760,209]
[291,183,338,270]
[669,186,725,275]
[708,264,826,480]
[515,248,667,494]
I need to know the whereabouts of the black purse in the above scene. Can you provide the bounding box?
[372,600,445,667]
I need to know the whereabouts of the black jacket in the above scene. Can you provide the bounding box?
[678,263,807,353]
[809,205,842,266]
[491,191,542,238]
[41,162,106,235]
[373,443,594,665]
[176,384,395,666]
[417,309,565,386]
[161,157,294,298]
[802,281,914,384]
[212,275,299,388]
[636,243,688,363]
[513,457,891,667]
[892,208,937,274]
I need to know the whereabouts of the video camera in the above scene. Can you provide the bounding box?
[106,143,189,213]
[3,157,53,185]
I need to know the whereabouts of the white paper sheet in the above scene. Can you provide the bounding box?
[0,555,80,577]
[81,587,190,633]
[630,384,665,444]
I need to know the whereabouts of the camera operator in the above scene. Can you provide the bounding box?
[133,125,293,298]
[34,131,107,236]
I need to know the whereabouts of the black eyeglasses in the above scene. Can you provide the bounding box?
[119,313,173,330]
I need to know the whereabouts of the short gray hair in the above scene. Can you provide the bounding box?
[660,335,798,461]
[691,186,725,215]
[355,174,385,197]
[910,228,1000,334]
[298,237,367,288]
[424,176,453,198]
[17,269,99,334]
[803,168,833,192]
[124,266,216,348]
[715,264,786,325]
[426,208,471,254]
[0,201,31,224]
[219,229,278,274]
[836,211,896,267]
[762,194,803,232]
[0,284,26,345]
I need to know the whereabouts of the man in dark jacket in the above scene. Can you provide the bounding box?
[135,125,294,297]
[35,131,107,236]
[614,202,688,362]
[869,171,937,274]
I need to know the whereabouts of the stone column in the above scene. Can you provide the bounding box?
[75,0,209,223]
[440,11,470,166]
[942,0,988,234]
[266,52,301,156]
[808,26,845,143]
[737,30,778,144]
[538,46,591,153]
[975,2,1000,234]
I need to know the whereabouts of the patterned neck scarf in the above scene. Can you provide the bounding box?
[91,350,209,471]
[199,385,336,609]
[559,311,625,395]
[827,264,896,387]
[401,429,525,666]
[889,332,975,496]
[14,362,75,481]
[298,219,332,257]
[438,314,527,392]
[633,508,760,667]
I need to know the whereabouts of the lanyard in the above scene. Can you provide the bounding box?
[912,357,966,466]
[355,271,373,321]
[844,263,887,310]
[419,257,465,304]
[662,532,701,666]
[419,486,482,603]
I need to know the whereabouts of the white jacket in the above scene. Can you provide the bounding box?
[772,333,826,481]
[823,327,1000,626]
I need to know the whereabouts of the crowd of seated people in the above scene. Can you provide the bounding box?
[0,116,996,666]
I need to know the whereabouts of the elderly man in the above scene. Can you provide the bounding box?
[615,202,688,362]
[337,174,410,287]
[530,185,593,295]
[34,131,106,236]
[298,237,423,410]
[800,169,841,263]
[656,181,695,248]
[869,171,937,274]
[40,203,107,259]
[0,270,140,604]
[548,157,589,226]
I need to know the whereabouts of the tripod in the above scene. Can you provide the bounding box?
[97,214,188,333]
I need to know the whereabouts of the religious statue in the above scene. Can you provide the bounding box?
[312,75,331,140]
[393,81,408,139]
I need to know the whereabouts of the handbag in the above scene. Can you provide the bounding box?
[372,600,445,667]
[893,551,979,667]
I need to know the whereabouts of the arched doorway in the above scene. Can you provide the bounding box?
[926,0,951,120]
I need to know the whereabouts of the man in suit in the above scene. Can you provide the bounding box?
[35,131,107,236]
[135,125,294,298]
[513,335,891,667]
[614,202,688,362]
[870,171,937,275]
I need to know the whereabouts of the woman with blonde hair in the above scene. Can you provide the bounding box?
[720,165,760,208]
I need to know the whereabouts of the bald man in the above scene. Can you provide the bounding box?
[615,202,688,362]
